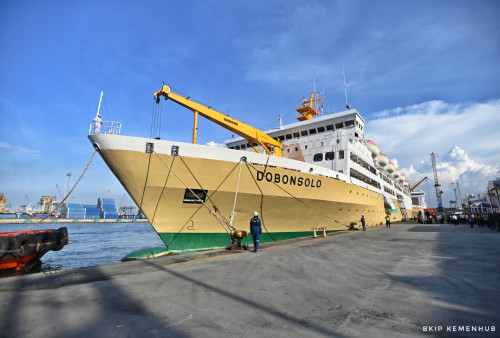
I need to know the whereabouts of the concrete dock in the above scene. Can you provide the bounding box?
[0,222,498,337]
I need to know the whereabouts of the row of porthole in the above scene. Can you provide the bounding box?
[349,190,382,199]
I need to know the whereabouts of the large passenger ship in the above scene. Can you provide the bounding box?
[88,84,413,252]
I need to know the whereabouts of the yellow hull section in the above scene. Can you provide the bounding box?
[100,149,404,242]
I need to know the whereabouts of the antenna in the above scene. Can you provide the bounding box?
[343,64,354,110]
[96,90,104,118]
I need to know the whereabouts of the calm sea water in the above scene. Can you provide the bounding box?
[0,222,165,274]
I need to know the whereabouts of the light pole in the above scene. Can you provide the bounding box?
[456,180,462,210]
[495,182,500,214]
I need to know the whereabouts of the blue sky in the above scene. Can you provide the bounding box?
[1,0,499,210]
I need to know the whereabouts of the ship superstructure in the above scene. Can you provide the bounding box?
[88,84,414,252]
[226,107,413,219]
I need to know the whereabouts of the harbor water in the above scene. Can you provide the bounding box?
[0,221,165,275]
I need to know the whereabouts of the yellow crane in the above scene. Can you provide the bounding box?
[154,84,283,157]
[410,177,428,192]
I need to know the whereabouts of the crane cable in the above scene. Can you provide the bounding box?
[229,161,243,228]
[23,150,97,231]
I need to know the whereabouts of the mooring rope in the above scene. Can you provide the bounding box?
[23,149,98,231]
[245,161,349,229]
[159,156,244,249]
[151,151,243,249]
[244,161,277,241]
[151,155,176,224]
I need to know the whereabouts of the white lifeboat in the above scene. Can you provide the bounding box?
[376,152,389,167]
[392,168,401,179]
[386,161,395,173]
[403,180,409,187]
[398,174,405,184]
[366,140,380,158]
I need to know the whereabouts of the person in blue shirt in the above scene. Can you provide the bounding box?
[360,214,366,231]
[250,211,262,252]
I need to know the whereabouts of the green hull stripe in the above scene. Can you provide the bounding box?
[158,230,341,252]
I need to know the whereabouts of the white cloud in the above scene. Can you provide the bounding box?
[205,141,225,148]
[0,141,40,155]
[366,100,500,207]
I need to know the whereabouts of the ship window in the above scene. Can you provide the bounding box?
[325,151,335,160]
[326,124,334,131]
[339,150,345,159]
[235,145,241,150]
[278,135,285,141]
[345,120,355,127]
[309,128,317,134]
[293,132,300,138]
[295,147,298,151]
[273,137,279,141]
[285,134,292,140]
[287,149,290,153]
[301,130,308,136]
[313,153,323,162]
[305,145,308,149]
[335,122,344,129]
[183,189,207,204]
[317,126,326,133]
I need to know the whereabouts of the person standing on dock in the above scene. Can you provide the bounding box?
[385,214,391,228]
[250,211,262,252]
[93,114,103,134]
[360,214,366,231]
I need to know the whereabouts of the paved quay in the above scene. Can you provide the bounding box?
[0,222,499,337]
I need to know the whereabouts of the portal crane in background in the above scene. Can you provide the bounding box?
[410,176,428,192]
[430,152,444,212]
[56,184,62,202]
[154,84,283,157]
[65,172,72,198]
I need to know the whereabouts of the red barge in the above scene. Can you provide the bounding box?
[0,227,68,271]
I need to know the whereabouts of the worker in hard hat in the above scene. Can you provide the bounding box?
[93,114,103,134]
[250,211,262,252]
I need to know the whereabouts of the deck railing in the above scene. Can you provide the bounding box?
[89,121,122,135]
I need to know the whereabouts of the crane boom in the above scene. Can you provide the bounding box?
[409,176,428,192]
[154,84,282,157]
